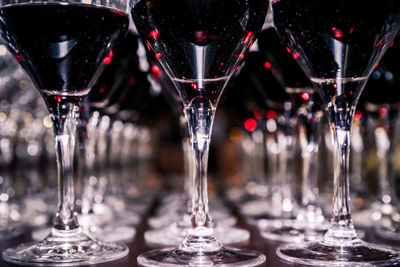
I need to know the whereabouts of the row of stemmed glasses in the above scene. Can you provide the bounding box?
[223,39,297,221]
[271,0,400,265]
[224,26,329,244]
[2,0,399,266]
[252,24,329,243]
[88,30,159,218]
[0,0,132,265]
[225,0,400,264]
[0,51,53,239]
[352,40,400,242]
[31,111,152,244]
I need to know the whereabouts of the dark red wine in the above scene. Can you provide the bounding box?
[273,0,400,80]
[258,27,313,90]
[131,0,268,107]
[89,32,143,109]
[0,3,129,95]
[257,27,322,113]
[273,0,400,129]
[221,50,288,129]
[89,32,168,125]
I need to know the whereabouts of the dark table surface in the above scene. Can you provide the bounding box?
[1,195,400,267]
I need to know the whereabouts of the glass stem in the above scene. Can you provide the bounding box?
[324,127,358,244]
[375,109,399,208]
[281,133,296,217]
[298,98,322,213]
[300,139,318,208]
[278,102,297,218]
[49,99,80,231]
[182,137,193,212]
[180,98,219,252]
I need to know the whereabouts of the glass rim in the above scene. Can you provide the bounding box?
[0,0,129,15]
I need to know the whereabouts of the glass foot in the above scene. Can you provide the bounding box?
[3,227,129,266]
[0,225,23,240]
[260,219,327,242]
[240,199,271,217]
[145,223,249,246]
[277,240,400,266]
[137,246,266,267]
[375,226,400,242]
[148,211,236,229]
[32,223,136,243]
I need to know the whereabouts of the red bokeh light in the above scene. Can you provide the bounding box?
[379,107,388,117]
[354,111,362,120]
[254,109,262,120]
[267,110,277,119]
[243,31,253,44]
[152,65,161,79]
[149,30,159,40]
[334,30,343,38]
[301,92,309,101]
[244,118,257,132]
[103,49,113,65]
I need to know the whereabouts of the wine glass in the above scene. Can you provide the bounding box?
[222,57,276,216]
[229,42,299,221]
[131,0,268,265]
[144,60,247,247]
[0,0,130,265]
[272,0,400,265]
[253,26,328,243]
[74,31,153,243]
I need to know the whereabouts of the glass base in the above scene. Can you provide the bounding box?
[137,246,266,267]
[145,223,249,246]
[79,213,137,243]
[148,211,236,229]
[240,199,272,217]
[0,225,23,240]
[259,219,328,243]
[32,224,136,243]
[3,227,129,266]
[375,226,400,242]
[277,240,400,266]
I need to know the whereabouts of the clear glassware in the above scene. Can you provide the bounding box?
[237,122,271,218]
[88,32,159,216]
[260,88,329,243]
[230,45,299,222]
[272,0,400,265]
[0,108,22,239]
[75,111,137,243]
[144,63,245,247]
[355,48,400,241]
[246,26,329,243]
[131,0,268,265]
[0,59,34,239]
[0,0,130,265]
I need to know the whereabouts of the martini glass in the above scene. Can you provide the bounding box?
[144,61,246,247]
[256,27,328,243]
[231,44,299,221]
[221,56,277,216]
[73,32,154,243]
[0,0,130,265]
[131,0,268,265]
[272,0,400,265]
